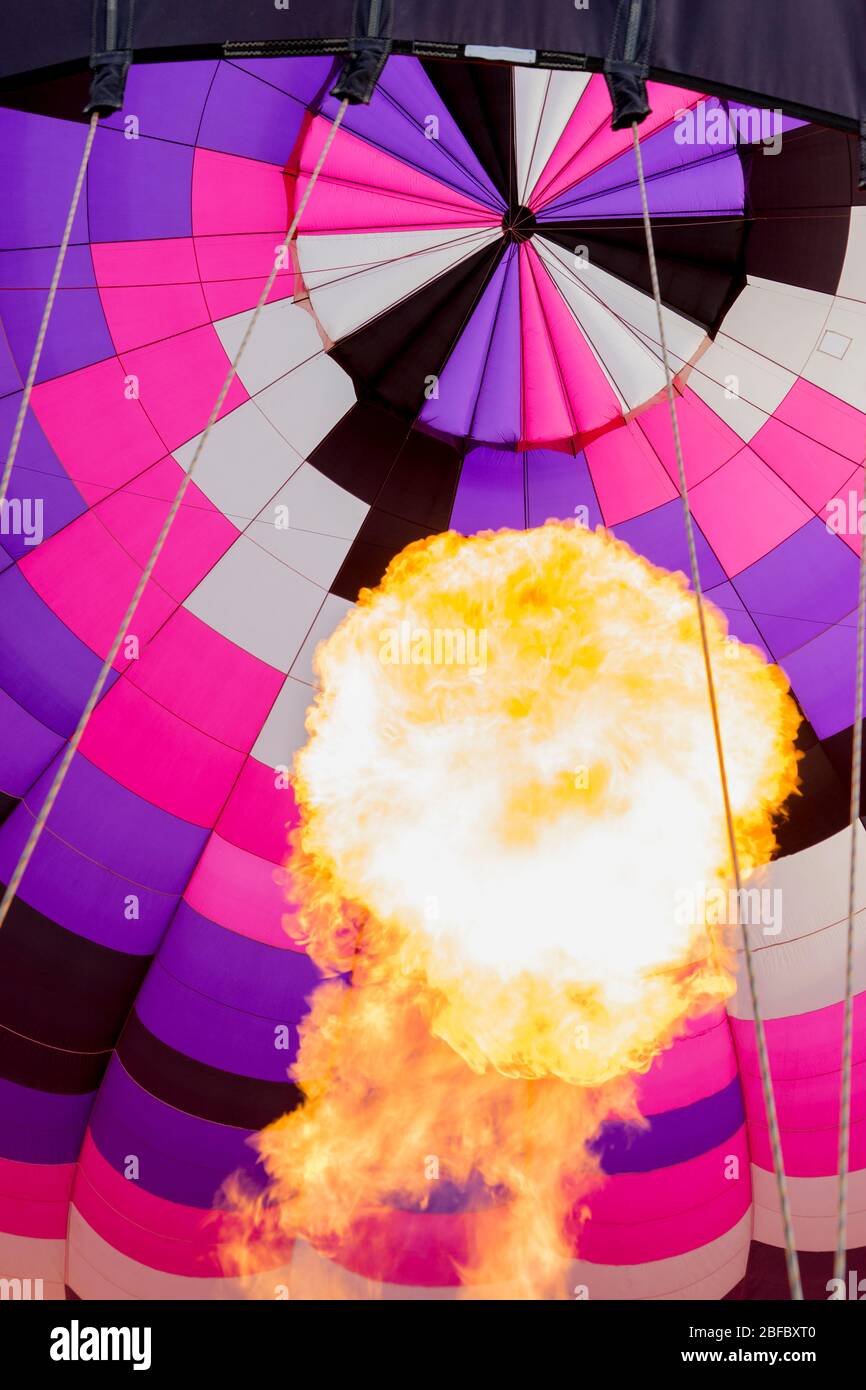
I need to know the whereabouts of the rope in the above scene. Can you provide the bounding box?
[835,462,866,1280]
[631,121,803,1300]
[0,112,100,511]
[0,99,350,933]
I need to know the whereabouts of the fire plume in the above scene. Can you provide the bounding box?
[223,522,800,1297]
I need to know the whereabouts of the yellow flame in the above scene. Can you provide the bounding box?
[223,522,800,1297]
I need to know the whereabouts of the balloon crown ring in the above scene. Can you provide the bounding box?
[501,204,537,243]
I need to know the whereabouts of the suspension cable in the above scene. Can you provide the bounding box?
[631,120,803,1300]
[835,464,866,1280]
[0,112,100,510]
[0,99,350,933]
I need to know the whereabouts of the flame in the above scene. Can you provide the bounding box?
[223,522,800,1297]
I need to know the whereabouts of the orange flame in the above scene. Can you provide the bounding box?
[222,522,800,1297]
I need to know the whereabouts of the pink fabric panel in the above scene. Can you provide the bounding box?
[731,998,866,1176]
[775,379,866,463]
[638,388,742,489]
[751,415,855,512]
[531,81,702,210]
[0,1158,74,1239]
[20,511,176,660]
[689,448,811,576]
[586,420,676,524]
[195,233,296,321]
[74,1133,226,1277]
[634,1009,738,1115]
[120,327,248,453]
[98,284,210,355]
[29,358,165,506]
[94,457,238,604]
[184,832,302,949]
[216,756,300,864]
[125,610,283,751]
[520,244,620,443]
[91,238,200,288]
[297,117,500,232]
[79,680,244,826]
[578,1134,751,1265]
[192,148,289,237]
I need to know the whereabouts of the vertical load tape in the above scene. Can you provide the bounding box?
[605,0,654,130]
[85,0,133,114]
[331,0,393,104]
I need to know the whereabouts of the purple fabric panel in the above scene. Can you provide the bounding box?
[89,1059,267,1207]
[733,518,859,661]
[542,150,745,221]
[198,61,312,166]
[134,907,321,1080]
[0,395,86,560]
[87,128,195,242]
[0,111,90,249]
[0,326,22,400]
[322,56,504,211]
[0,244,96,290]
[23,753,207,894]
[0,804,180,955]
[0,569,118,736]
[613,499,726,589]
[421,247,520,444]
[526,449,603,528]
[100,61,218,145]
[782,617,856,740]
[450,446,525,534]
[230,56,335,102]
[704,582,771,661]
[0,1076,92,1164]
[134,965,301,1082]
[155,904,321,1020]
[0,288,113,386]
[0,688,63,797]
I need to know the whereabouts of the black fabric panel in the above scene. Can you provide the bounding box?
[745,126,866,295]
[737,1240,866,1301]
[0,791,18,826]
[0,1021,109,1095]
[542,216,747,335]
[0,893,150,1053]
[331,240,503,418]
[822,719,866,822]
[307,401,409,504]
[421,57,514,205]
[3,2,866,135]
[772,718,849,859]
[117,1010,302,1130]
[331,508,432,600]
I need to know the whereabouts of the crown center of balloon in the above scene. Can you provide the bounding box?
[501,204,536,244]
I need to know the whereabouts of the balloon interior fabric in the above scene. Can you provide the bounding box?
[0,50,865,1300]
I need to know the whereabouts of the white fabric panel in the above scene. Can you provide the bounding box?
[184,535,325,673]
[0,1231,66,1300]
[728,826,866,1021]
[290,593,354,684]
[513,68,592,206]
[296,227,498,342]
[721,278,832,375]
[751,1165,866,1252]
[803,298,866,412]
[290,1212,750,1300]
[214,298,326,395]
[256,352,356,460]
[173,401,304,525]
[536,237,705,409]
[252,674,315,767]
[685,334,794,441]
[250,462,368,589]
[67,1211,293,1300]
[837,207,866,305]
